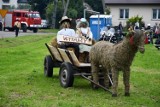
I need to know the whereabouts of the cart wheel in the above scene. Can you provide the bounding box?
[44,55,54,77]
[59,62,74,88]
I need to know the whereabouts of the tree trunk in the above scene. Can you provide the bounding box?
[62,0,66,9]
[52,0,58,28]
[102,0,105,14]
[63,0,70,16]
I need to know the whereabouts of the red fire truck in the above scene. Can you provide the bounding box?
[4,10,41,33]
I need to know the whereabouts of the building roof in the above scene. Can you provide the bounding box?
[105,0,160,5]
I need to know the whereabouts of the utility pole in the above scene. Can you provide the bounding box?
[52,0,58,28]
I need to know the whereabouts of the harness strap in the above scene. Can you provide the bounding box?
[130,35,134,45]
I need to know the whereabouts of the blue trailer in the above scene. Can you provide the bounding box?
[90,15,112,40]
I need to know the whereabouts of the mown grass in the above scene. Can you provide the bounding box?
[0,34,160,107]
[39,28,59,33]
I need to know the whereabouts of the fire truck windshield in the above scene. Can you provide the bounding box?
[29,13,40,18]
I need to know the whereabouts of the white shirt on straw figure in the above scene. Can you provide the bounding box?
[76,18,93,53]
[57,16,77,44]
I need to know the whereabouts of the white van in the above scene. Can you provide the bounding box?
[41,20,49,28]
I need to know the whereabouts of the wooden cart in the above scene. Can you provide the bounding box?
[44,36,112,93]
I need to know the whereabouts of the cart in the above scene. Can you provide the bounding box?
[44,35,112,93]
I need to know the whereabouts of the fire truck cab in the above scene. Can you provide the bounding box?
[4,10,41,33]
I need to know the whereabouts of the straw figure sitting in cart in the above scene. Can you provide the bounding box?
[76,18,94,62]
[51,16,94,62]
[51,16,80,58]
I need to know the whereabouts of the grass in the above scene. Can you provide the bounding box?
[39,28,59,33]
[0,34,160,107]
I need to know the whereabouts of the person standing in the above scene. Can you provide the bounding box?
[134,20,139,30]
[118,21,123,33]
[157,23,160,39]
[153,23,158,33]
[14,19,21,37]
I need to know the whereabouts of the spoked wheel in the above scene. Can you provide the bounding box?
[59,62,74,88]
[44,55,54,77]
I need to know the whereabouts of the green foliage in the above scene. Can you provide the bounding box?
[68,0,84,18]
[0,34,160,107]
[67,8,78,18]
[126,15,143,28]
[28,0,50,19]
[85,0,104,14]
[46,3,54,27]
[127,15,143,24]
[105,7,111,15]
[45,0,84,29]
[31,0,104,28]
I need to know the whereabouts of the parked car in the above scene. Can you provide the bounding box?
[41,20,49,29]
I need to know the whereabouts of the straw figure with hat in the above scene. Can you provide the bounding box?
[56,16,80,58]
[76,18,94,62]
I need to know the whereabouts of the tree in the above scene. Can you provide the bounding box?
[28,0,49,19]
[105,7,111,15]
[62,0,70,16]
[126,15,143,29]
[101,0,105,13]
[46,0,84,29]
[52,0,58,28]
[85,0,104,14]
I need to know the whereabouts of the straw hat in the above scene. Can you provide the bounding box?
[59,16,71,24]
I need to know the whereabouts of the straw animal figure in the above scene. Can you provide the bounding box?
[89,29,145,97]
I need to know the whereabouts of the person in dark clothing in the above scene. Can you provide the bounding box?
[14,19,21,37]
[118,21,123,33]
[0,21,2,31]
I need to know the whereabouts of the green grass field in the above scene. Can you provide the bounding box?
[0,34,160,107]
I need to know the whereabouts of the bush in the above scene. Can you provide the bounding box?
[126,15,143,29]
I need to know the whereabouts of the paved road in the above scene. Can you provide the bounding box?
[0,30,55,38]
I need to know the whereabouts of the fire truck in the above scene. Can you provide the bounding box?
[4,10,42,33]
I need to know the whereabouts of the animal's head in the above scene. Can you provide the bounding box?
[127,29,145,53]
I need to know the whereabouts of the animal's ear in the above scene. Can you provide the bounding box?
[127,30,135,37]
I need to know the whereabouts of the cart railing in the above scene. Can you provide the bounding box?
[45,43,91,67]
[57,35,92,45]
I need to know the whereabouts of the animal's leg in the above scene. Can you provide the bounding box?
[104,69,109,89]
[111,68,119,97]
[123,69,130,96]
[91,64,99,88]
